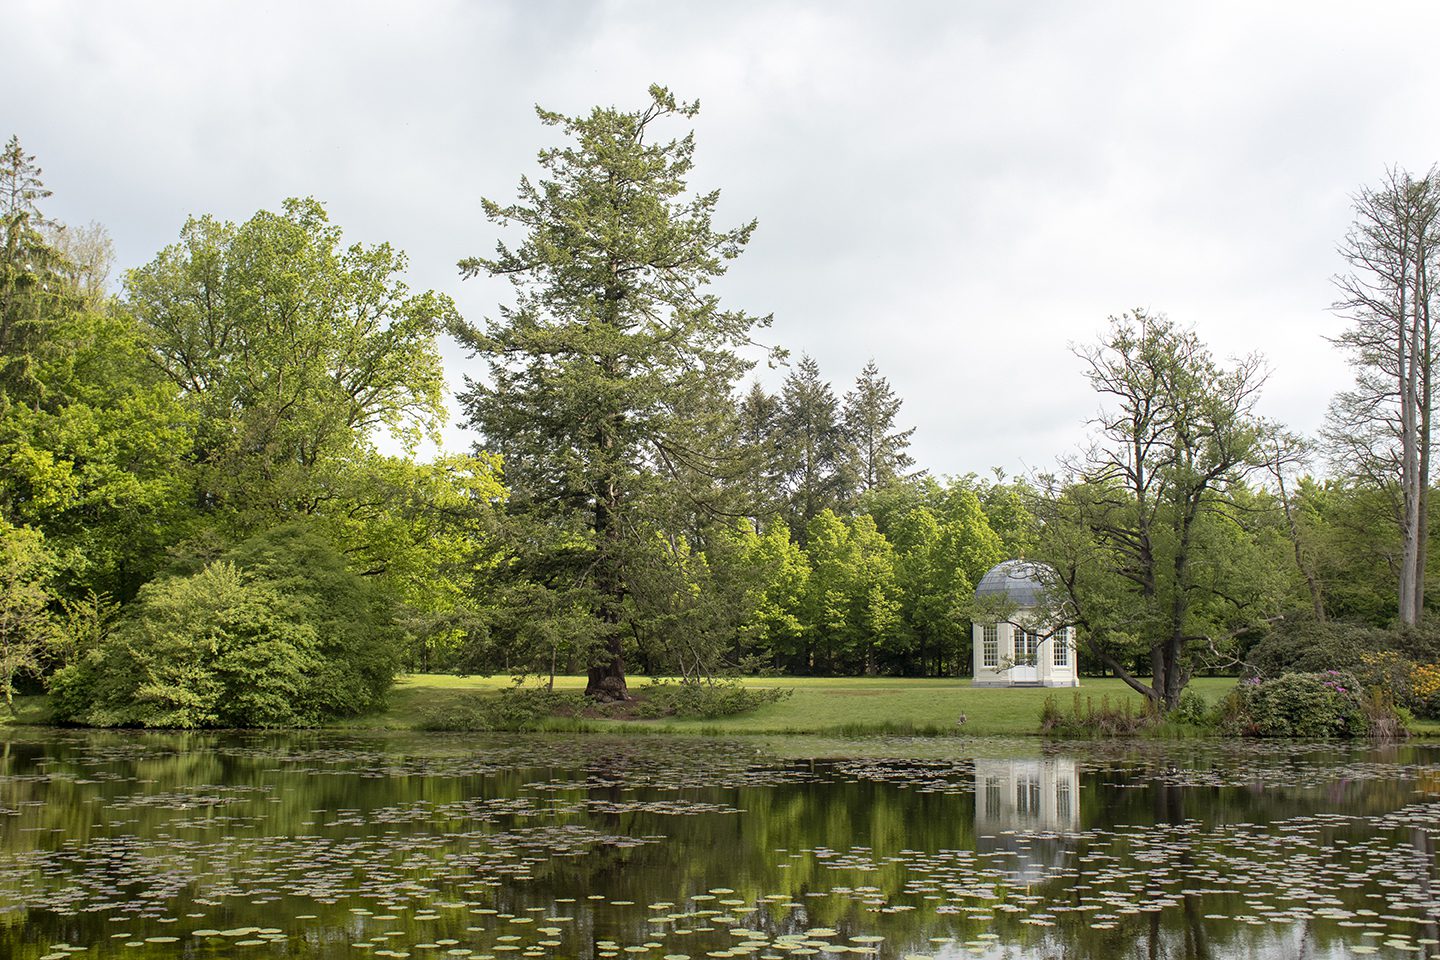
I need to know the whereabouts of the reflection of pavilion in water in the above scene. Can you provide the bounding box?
[973,758,1080,885]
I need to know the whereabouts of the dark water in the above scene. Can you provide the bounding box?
[2,730,1440,959]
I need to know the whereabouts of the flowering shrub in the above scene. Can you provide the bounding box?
[1221,671,1371,738]
[1411,662,1440,701]
[1351,652,1440,719]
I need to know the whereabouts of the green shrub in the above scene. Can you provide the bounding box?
[632,679,791,719]
[1170,689,1214,726]
[1039,691,1159,737]
[417,687,576,731]
[224,523,399,717]
[1244,618,1391,677]
[50,523,399,728]
[416,679,791,729]
[1221,672,1372,738]
[1245,616,1440,679]
[50,562,321,727]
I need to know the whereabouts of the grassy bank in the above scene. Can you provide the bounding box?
[335,674,1239,737]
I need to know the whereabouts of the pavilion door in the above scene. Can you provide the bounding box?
[1011,627,1037,682]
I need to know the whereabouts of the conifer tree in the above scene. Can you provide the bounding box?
[0,136,66,406]
[779,355,852,536]
[843,359,916,492]
[455,86,770,700]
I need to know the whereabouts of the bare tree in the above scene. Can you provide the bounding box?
[44,220,114,306]
[1324,166,1440,625]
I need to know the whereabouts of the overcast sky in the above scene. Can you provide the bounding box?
[8,0,1440,478]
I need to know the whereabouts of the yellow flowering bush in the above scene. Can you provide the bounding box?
[1411,662,1440,701]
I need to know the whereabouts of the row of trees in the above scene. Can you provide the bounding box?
[3,87,1439,722]
[469,480,1019,683]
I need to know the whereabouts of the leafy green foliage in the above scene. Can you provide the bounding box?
[0,519,57,710]
[1220,673,1372,738]
[1038,691,1159,737]
[416,687,575,732]
[50,524,398,727]
[727,520,810,668]
[123,197,454,527]
[1033,312,1276,709]
[631,679,790,719]
[801,510,902,673]
[49,561,319,728]
[1245,618,1397,677]
[1245,617,1440,676]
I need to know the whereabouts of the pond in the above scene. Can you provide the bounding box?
[2,730,1439,959]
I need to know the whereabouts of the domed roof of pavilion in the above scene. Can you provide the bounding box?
[973,559,1054,608]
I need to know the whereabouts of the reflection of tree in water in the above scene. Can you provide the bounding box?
[4,733,1440,959]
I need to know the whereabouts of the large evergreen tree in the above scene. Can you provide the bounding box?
[454,86,770,701]
[735,382,786,527]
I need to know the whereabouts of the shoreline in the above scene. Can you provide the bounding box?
[11,674,1434,738]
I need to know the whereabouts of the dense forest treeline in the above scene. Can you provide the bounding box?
[3,88,1440,724]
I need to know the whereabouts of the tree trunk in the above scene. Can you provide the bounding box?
[1416,233,1433,624]
[1401,218,1422,625]
[586,650,628,701]
[585,411,630,701]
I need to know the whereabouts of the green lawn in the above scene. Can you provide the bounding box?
[342,674,1240,737]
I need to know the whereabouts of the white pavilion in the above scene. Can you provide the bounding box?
[970,559,1079,687]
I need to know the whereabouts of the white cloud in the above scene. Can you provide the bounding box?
[6,0,1436,477]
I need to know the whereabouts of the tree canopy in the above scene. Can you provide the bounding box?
[2,120,1439,726]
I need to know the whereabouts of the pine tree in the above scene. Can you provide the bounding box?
[735,382,785,527]
[843,359,916,492]
[779,355,852,536]
[454,86,770,701]
[0,136,66,406]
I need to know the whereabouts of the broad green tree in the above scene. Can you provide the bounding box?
[52,522,401,727]
[729,520,810,669]
[801,510,902,673]
[318,451,506,672]
[124,198,454,530]
[887,490,1003,675]
[0,519,56,711]
[0,306,193,601]
[0,141,191,603]
[1036,312,1271,709]
[454,86,770,700]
